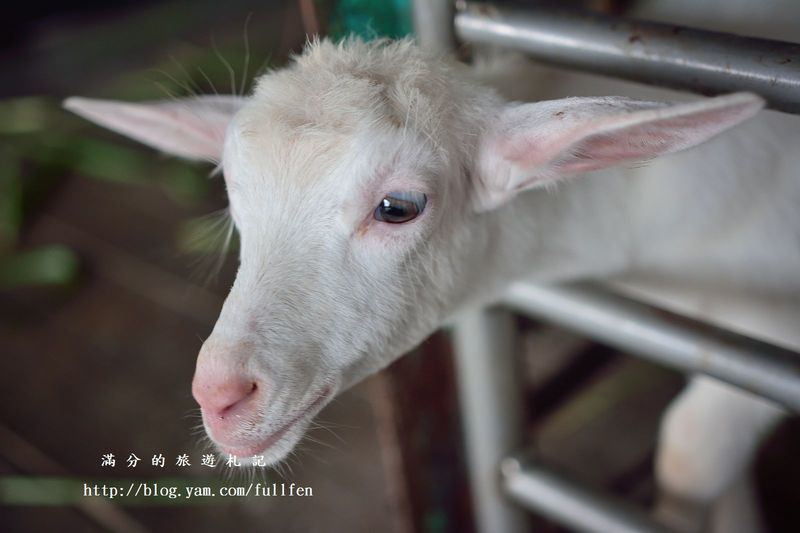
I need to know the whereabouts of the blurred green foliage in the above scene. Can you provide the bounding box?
[0,0,413,291]
[0,96,217,288]
[0,37,263,289]
[0,246,79,289]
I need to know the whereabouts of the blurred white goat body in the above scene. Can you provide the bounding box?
[484,2,800,531]
[64,6,798,531]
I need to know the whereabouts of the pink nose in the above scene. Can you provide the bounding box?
[192,373,258,416]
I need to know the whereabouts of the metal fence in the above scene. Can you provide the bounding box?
[412,1,800,532]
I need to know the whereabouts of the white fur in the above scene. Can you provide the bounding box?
[65,29,798,530]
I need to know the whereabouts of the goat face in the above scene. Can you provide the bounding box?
[65,38,762,463]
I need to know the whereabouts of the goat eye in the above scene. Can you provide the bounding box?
[373,191,427,223]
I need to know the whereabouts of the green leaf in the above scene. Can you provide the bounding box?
[72,139,154,184]
[0,245,79,288]
[0,97,51,134]
[160,164,210,205]
[0,150,22,249]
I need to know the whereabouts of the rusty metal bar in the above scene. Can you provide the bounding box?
[455,2,800,114]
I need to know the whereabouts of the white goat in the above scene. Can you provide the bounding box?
[65,36,798,533]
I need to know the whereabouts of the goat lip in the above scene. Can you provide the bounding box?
[215,386,333,458]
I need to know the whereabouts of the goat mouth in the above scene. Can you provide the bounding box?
[215,386,333,458]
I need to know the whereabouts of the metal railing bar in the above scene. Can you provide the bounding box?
[455,2,800,114]
[503,282,800,411]
[412,0,456,55]
[501,452,671,533]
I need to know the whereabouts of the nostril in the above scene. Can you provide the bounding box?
[192,376,259,417]
[218,381,257,417]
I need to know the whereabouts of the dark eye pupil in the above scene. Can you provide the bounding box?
[382,198,411,217]
[374,192,426,224]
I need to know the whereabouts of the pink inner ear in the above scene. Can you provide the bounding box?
[478,93,761,207]
[497,118,668,176]
[551,105,747,174]
[555,126,680,173]
[64,96,242,162]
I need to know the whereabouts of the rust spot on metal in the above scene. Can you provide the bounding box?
[554,111,565,118]
[777,58,792,64]
[477,3,493,16]
[698,347,713,372]
[628,34,643,44]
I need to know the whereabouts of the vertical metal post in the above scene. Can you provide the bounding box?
[412,0,456,54]
[412,4,525,531]
[452,308,528,533]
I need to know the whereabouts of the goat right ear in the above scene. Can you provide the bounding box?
[63,95,246,163]
[472,92,763,211]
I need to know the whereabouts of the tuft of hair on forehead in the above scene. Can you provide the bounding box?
[247,37,478,146]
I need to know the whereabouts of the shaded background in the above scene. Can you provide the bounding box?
[0,1,798,532]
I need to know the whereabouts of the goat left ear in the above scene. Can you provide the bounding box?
[63,95,246,163]
[474,92,764,211]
